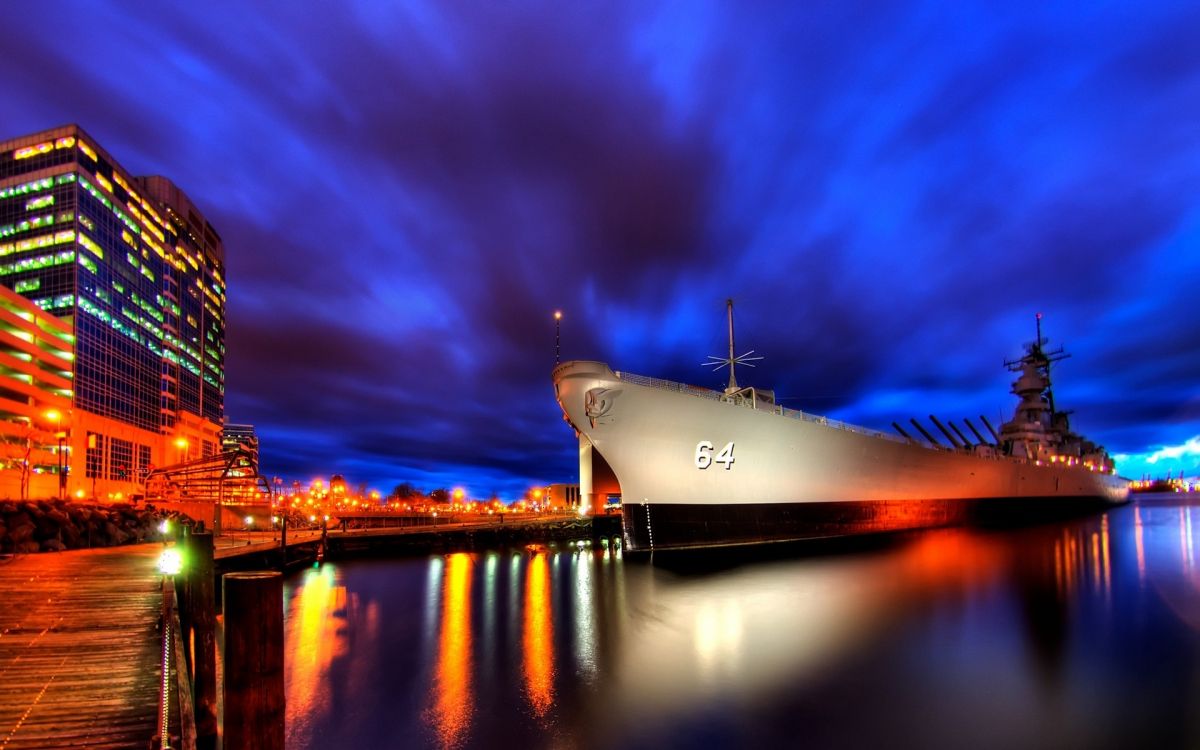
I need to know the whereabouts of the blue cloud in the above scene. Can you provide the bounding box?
[3,0,1198,495]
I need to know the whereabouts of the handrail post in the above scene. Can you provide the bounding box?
[191,532,217,749]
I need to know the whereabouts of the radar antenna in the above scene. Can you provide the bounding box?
[1004,312,1069,416]
[703,298,762,393]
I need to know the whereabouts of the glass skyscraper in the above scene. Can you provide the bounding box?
[0,124,225,499]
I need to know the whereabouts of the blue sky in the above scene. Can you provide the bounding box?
[4,0,1198,496]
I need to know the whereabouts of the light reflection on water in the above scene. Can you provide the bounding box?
[523,551,554,719]
[284,497,1200,749]
[428,553,473,747]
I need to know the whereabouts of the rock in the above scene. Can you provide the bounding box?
[0,501,195,551]
[61,523,81,549]
[34,514,59,541]
[9,514,35,544]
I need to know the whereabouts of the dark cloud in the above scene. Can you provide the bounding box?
[4,0,1199,493]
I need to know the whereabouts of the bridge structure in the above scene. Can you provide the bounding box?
[144,448,274,533]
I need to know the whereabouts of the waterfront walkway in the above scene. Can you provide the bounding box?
[0,545,162,749]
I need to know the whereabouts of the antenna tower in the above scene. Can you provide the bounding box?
[703,299,762,393]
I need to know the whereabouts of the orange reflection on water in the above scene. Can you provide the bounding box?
[286,565,348,734]
[1049,522,1113,599]
[429,553,474,749]
[523,552,554,718]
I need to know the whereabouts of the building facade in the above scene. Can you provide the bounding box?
[0,124,225,500]
[221,423,259,471]
[546,483,582,511]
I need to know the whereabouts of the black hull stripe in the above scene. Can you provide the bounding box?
[621,497,1124,552]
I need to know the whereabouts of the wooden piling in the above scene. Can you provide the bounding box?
[178,522,193,670]
[191,531,218,749]
[222,571,285,750]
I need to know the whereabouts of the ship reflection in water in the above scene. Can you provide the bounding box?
[283,495,1200,749]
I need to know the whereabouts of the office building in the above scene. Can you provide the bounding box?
[0,124,225,500]
[221,423,259,472]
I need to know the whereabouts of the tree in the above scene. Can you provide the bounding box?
[391,481,421,500]
[0,421,50,501]
[429,487,450,504]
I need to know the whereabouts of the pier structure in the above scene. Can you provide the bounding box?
[0,509,622,749]
[144,448,274,533]
[0,545,164,748]
[579,434,620,516]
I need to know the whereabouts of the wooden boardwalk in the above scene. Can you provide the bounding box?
[0,545,163,750]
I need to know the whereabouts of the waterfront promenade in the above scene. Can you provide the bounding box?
[0,545,162,749]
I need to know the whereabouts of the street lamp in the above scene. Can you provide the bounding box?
[174,437,188,465]
[45,409,66,501]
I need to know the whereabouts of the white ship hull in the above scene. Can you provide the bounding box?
[553,360,1129,552]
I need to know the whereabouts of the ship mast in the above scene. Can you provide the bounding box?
[1034,312,1058,416]
[726,298,737,392]
[704,298,762,394]
[999,312,1070,456]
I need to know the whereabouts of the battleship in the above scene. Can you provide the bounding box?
[553,304,1129,552]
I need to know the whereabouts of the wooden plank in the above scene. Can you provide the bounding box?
[0,544,163,749]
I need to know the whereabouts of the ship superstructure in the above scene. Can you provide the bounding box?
[996,314,1113,473]
[553,306,1128,552]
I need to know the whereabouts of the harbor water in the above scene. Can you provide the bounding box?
[283,494,1200,749]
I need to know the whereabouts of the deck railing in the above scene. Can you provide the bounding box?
[610,370,1121,472]
[615,370,915,446]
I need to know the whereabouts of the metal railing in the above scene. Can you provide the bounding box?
[615,370,920,446]
[611,370,1119,472]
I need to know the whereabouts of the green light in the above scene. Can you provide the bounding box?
[158,548,183,576]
